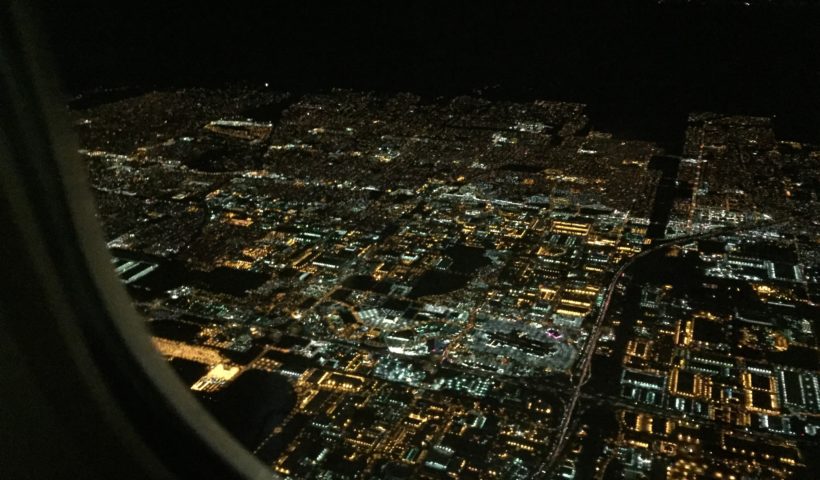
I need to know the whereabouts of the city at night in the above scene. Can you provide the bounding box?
[1,2,819,479]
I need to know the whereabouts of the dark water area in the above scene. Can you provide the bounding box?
[274,225,300,235]
[589,283,644,394]
[169,264,268,296]
[409,270,467,298]
[574,404,619,479]
[630,249,702,291]
[112,249,269,297]
[178,313,216,326]
[585,105,687,154]
[383,297,411,312]
[222,343,267,365]
[241,96,297,124]
[342,275,375,290]
[339,308,357,324]
[381,223,400,238]
[276,335,311,350]
[67,86,155,109]
[263,351,315,375]
[689,279,760,316]
[648,155,679,178]
[330,288,352,302]
[255,414,308,464]
[45,3,820,149]
[184,140,271,173]
[580,205,612,216]
[735,242,798,263]
[579,248,695,477]
[597,249,698,362]
[196,370,295,451]
[148,319,202,343]
[654,268,761,317]
[169,358,209,387]
[184,146,233,172]
[646,155,682,239]
[297,297,318,310]
[698,239,727,256]
[443,244,490,275]
[764,346,819,371]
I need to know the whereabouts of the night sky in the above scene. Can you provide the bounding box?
[41,1,820,146]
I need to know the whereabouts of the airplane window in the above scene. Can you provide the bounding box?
[4,1,818,479]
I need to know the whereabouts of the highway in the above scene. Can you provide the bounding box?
[538,220,779,476]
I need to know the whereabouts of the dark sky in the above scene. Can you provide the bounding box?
[41,1,820,146]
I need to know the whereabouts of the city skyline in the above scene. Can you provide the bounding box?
[9,1,817,478]
[74,85,819,479]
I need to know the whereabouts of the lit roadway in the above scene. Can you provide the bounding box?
[539,220,780,476]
